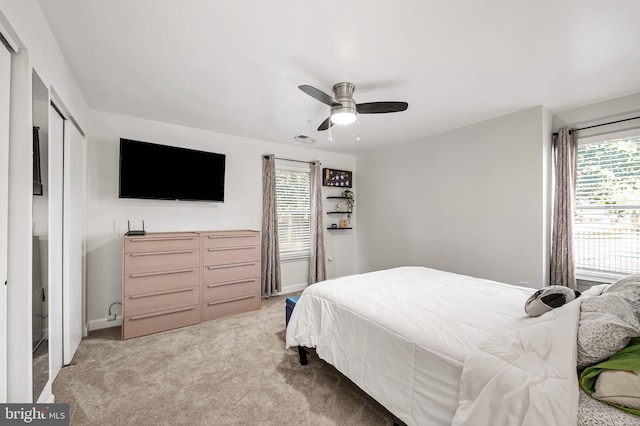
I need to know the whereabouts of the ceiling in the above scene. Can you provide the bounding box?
[37,0,640,153]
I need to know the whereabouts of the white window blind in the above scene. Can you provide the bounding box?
[575,134,640,274]
[276,167,311,260]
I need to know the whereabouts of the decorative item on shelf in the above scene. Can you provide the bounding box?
[335,203,341,211]
[323,168,352,188]
[339,219,348,228]
[331,223,338,228]
[343,189,354,223]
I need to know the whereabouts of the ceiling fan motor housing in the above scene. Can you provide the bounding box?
[331,82,357,124]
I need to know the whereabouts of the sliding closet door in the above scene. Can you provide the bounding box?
[48,105,64,382]
[0,38,12,403]
[63,117,84,364]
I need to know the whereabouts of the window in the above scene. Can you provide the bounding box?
[574,133,640,276]
[276,167,311,260]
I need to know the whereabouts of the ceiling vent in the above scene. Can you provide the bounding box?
[294,135,316,145]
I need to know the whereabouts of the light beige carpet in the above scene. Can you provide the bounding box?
[53,294,394,425]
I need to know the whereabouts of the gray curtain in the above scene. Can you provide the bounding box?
[550,128,577,288]
[309,161,326,284]
[261,155,281,297]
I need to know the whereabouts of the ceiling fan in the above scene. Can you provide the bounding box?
[299,82,408,131]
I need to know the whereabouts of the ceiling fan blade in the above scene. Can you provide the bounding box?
[317,117,334,131]
[356,101,408,114]
[299,85,341,107]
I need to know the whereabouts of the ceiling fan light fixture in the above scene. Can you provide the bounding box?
[331,110,357,125]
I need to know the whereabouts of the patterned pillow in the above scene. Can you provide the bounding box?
[577,293,640,369]
[604,273,640,308]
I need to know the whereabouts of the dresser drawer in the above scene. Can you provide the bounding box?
[123,304,201,340]
[124,249,199,274]
[124,234,200,254]
[124,285,200,317]
[203,278,259,304]
[203,245,259,266]
[202,232,259,249]
[203,261,260,285]
[202,294,260,322]
[123,268,199,295]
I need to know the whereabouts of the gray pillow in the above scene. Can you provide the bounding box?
[604,273,640,308]
[577,292,640,369]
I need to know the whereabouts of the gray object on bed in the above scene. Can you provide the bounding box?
[578,390,640,426]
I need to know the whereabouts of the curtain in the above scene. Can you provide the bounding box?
[550,128,578,288]
[308,161,326,284]
[261,155,281,297]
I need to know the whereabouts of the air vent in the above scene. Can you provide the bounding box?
[294,135,316,145]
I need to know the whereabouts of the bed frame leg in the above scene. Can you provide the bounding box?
[297,346,308,365]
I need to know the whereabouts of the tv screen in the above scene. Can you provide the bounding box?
[119,138,226,202]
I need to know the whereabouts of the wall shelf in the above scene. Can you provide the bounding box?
[327,211,352,215]
[327,227,352,230]
[327,196,347,199]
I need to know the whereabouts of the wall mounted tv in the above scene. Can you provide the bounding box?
[119,138,226,202]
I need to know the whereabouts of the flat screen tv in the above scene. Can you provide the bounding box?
[119,138,226,202]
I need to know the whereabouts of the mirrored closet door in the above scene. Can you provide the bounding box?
[31,71,49,401]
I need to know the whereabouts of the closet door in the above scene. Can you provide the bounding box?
[48,105,64,381]
[63,119,84,364]
[0,39,11,403]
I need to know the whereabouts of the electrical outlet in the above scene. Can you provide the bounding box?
[107,313,117,321]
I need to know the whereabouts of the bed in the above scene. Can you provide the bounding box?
[285,266,640,426]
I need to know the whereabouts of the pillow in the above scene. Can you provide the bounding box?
[524,286,581,317]
[577,293,640,369]
[593,370,640,409]
[604,273,640,309]
[605,273,640,294]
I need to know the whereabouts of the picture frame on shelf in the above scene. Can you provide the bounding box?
[323,168,352,188]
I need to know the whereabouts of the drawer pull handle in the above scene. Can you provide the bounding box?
[207,246,255,252]
[130,237,196,242]
[129,287,195,299]
[207,234,254,239]
[207,262,256,270]
[129,268,195,278]
[129,306,195,320]
[207,294,254,306]
[207,279,254,288]
[130,250,195,257]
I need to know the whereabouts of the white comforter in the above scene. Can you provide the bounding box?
[285,267,582,426]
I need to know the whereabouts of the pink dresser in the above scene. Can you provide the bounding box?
[122,230,261,339]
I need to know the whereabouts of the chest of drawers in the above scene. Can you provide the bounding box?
[121,230,260,339]
[200,231,261,322]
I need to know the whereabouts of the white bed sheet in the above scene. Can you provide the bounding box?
[285,266,537,425]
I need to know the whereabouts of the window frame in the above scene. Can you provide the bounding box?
[574,127,640,282]
[274,161,312,262]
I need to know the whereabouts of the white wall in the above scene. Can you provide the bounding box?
[356,106,551,288]
[86,110,356,328]
[553,92,640,135]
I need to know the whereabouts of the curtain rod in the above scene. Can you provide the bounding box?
[553,115,640,137]
[264,155,314,165]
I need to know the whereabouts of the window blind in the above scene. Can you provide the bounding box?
[275,168,311,260]
[575,135,640,274]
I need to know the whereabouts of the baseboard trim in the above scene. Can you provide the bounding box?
[88,315,122,332]
[281,282,307,295]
